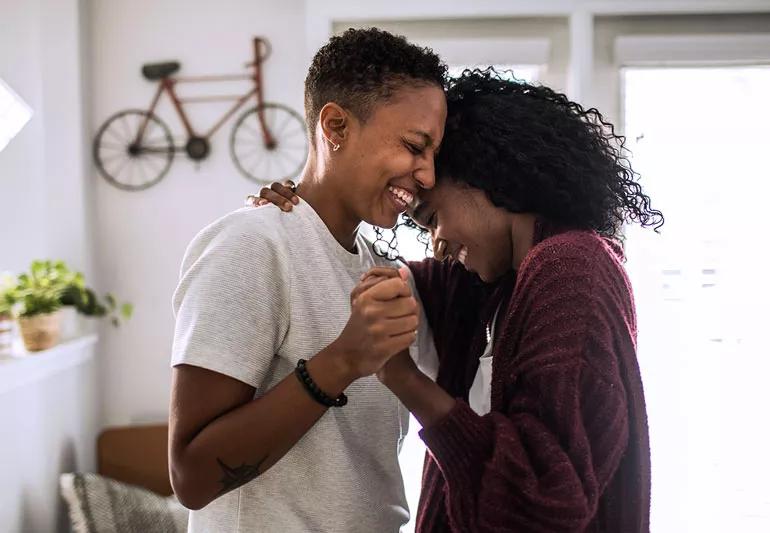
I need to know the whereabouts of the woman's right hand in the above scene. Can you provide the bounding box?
[332,268,418,379]
[245,181,299,212]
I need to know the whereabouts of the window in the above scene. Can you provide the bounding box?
[623,65,770,533]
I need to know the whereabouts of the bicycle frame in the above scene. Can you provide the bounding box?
[134,38,275,150]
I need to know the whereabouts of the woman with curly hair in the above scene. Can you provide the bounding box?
[257,68,662,532]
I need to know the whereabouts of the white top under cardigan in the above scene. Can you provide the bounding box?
[468,303,503,416]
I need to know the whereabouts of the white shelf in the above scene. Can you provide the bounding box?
[0,334,98,395]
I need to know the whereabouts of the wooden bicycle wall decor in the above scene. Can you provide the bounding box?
[93,37,308,191]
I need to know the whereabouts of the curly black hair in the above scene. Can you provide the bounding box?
[434,68,663,238]
[304,27,446,133]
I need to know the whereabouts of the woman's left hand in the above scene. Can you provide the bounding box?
[245,181,299,212]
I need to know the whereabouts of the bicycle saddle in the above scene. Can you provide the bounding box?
[141,61,180,80]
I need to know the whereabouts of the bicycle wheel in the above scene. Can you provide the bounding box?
[230,103,308,185]
[93,109,174,191]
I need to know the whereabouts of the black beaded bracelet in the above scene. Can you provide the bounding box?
[294,359,348,408]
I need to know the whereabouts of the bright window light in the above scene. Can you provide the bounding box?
[0,78,33,153]
[623,65,770,533]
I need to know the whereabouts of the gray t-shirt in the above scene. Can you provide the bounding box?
[171,200,437,533]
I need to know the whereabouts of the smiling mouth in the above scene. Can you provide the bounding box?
[387,185,415,212]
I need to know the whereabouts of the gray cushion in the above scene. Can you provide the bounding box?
[60,473,188,533]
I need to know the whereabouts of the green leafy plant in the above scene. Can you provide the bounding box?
[14,260,77,317]
[6,260,133,326]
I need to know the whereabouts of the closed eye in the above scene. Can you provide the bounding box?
[403,139,425,155]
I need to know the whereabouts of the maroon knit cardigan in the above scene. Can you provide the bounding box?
[409,223,651,532]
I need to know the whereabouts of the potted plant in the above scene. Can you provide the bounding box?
[5,260,133,352]
[13,260,75,351]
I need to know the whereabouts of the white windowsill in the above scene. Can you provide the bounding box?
[0,334,98,395]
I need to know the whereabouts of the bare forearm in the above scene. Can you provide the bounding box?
[172,346,355,509]
[382,368,456,429]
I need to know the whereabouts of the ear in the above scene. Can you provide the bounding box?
[318,102,348,147]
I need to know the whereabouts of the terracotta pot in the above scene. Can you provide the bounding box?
[18,311,61,352]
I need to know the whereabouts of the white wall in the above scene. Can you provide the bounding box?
[0,0,97,531]
[0,0,93,275]
[1,0,48,271]
[87,0,307,426]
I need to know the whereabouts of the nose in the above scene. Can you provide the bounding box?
[413,153,436,190]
